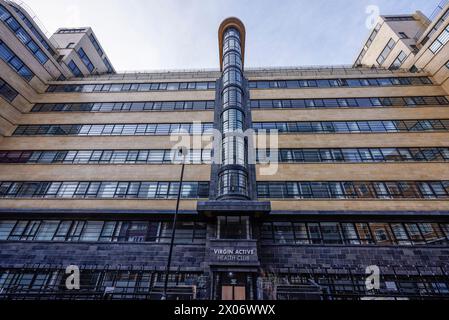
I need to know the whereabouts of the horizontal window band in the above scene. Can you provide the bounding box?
[251,96,449,109]
[1,181,449,200]
[29,96,449,113]
[257,181,449,200]
[0,219,448,247]
[46,81,216,93]
[13,123,214,136]
[44,76,432,94]
[1,148,449,164]
[257,147,449,163]
[249,76,432,89]
[31,101,215,112]
[12,120,449,136]
[0,149,212,164]
[261,221,449,247]
[0,181,210,199]
[0,219,207,244]
[254,119,449,133]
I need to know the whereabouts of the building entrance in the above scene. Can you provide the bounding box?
[221,285,246,300]
[214,271,256,300]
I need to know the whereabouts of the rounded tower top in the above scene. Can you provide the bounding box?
[218,17,246,71]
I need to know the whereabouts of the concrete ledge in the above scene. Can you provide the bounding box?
[197,200,271,216]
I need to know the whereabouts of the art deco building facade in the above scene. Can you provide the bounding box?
[1,0,449,300]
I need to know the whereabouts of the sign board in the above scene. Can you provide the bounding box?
[208,241,259,266]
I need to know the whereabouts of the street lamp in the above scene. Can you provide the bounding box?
[161,147,187,300]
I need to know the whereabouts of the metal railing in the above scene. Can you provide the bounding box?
[5,0,61,49]
[1,264,448,300]
[414,0,449,42]
[58,65,421,83]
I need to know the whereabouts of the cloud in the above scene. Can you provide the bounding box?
[21,0,441,70]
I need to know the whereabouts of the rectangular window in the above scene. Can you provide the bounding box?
[377,38,396,65]
[429,25,449,54]
[77,48,94,72]
[0,40,34,81]
[0,220,15,240]
[67,60,83,77]
[89,33,103,56]
[0,5,49,64]
[218,216,250,240]
[35,221,59,241]
[80,221,103,242]
[389,51,407,70]
[0,77,18,102]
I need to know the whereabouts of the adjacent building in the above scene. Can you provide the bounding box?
[0,0,449,300]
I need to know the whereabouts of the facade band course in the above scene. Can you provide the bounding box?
[0,0,449,300]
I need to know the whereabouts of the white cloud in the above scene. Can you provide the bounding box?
[19,0,441,70]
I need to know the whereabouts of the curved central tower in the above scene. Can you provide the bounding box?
[217,18,249,200]
[198,17,270,214]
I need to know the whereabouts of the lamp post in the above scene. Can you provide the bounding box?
[162,147,186,300]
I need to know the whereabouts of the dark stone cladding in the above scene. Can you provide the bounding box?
[260,245,449,273]
[0,242,206,271]
[1,241,448,275]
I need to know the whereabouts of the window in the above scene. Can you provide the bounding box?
[57,28,87,34]
[46,81,216,93]
[0,77,18,102]
[321,223,343,244]
[0,4,49,64]
[0,181,209,199]
[67,60,82,77]
[0,40,34,81]
[256,181,447,200]
[0,219,212,244]
[399,32,408,39]
[272,222,295,244]
[249,77,430,89]
[446,60,449,69]
[222,109,244,133]
[218,169,248,197]
[80,221,103,242]
[0,221,15,240]
[389,51,407,70]
[429,25,449,54]
[89,33,103,57]
[77,48,94,72]
[11,6,55,56]
[250,95,444,110]
[31,100,214,112]
[13,123,213,137]
[377,39,396,65]
[260,221,449,246]
[218,216,250,240]
[252,119,448,134]
[35,221,59,241]
[103,57,113,73]
[222,136,246,165]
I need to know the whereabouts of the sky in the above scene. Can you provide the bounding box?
[19,0,442,71]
